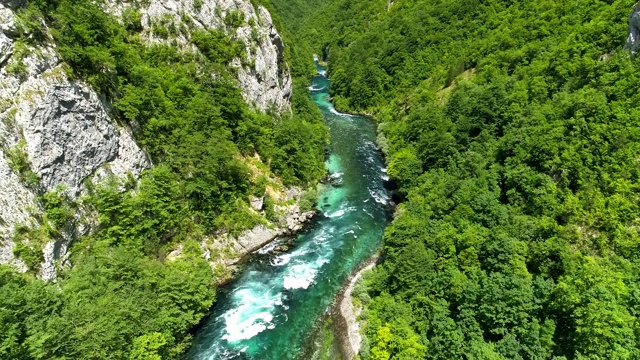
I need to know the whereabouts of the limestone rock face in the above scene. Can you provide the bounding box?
[26,84,119,195]
[0,32,11,64]
[0,153,37,273]
[0,5,17,37]
[234,225,280,253]
[104,0,292,112]
[250,195,264,211]
[0,0,23,10]
[21,84,149,196]
[0,4,150,278]
[234,6,292,112]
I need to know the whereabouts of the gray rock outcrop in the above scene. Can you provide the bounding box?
[235,6,292,112]
[104,0,292,112]
[0,5,18,37]
[24,83,148,196]
[626,2,640,55]
[0,0,23,10]
[27,84,119,195]
[0,32,11,65]
[202,186,316,272]
[0,4,150,278]
[250,195,264,211]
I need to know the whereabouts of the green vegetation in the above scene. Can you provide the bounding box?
[224,10,246,29]
[192,28,246,65]
[0,244,214,359]
[11,238,44,271]
[1,0,327,358]
[10,186,75,272]
[41,187,75,231]
[299,188,318,212]
[317,318,341,360]
[267,0,640,358]
[5,140,40,189]
[5,57,28,79]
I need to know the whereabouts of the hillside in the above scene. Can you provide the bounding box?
[267,0,640,358]
[0,0,326,358]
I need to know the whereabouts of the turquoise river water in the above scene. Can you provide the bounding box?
[187,61,392,359]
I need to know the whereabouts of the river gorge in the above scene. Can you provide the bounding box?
[187,61,392,359]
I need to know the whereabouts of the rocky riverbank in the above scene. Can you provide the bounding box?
[163,185,317,284]
[335,255,380,359]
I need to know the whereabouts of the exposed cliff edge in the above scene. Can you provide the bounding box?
[0,0,151,279]
[0,0,296,280]
[104,0,292,112]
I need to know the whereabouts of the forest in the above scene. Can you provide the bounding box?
[266,0,640,358]
[5,0,640,358]
[1,0,327,358]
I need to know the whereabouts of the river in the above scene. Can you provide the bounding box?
[187,60,392,360]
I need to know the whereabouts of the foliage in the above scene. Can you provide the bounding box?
[192,28,245,65]
[224,10,245,29]
[11,240,44,272]
[10,187,74,272]
[267,0,640,358]
[5,140,39,189]
[0,245,215,360]
[299,188,318,212]
[41,187,75,231]
[1,0,328,358]
[5,58,28,80]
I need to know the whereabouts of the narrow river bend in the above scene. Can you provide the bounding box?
[187,61,392,360]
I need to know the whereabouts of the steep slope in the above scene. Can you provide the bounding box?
[0,0,151,279]
[0,0,325,279]
[0,0,326,358]
[268,0,640,358]
[103,0,293,112]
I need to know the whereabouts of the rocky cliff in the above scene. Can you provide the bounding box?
[0,0,151,279]
[627,2,640,55]
[104,0,292,112]
[0,0,296,279]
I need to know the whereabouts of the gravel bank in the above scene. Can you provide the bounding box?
[337,256,379,359]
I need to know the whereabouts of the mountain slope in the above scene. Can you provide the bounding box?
[0,0,326,358]
[268,0,640,358]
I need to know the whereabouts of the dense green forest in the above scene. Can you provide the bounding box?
[1,0,327,358]
[268,0,640,358]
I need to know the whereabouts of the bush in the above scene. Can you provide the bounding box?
[299,188,318,212]
[5,141,39,189]
[12,240,43,272]
[41,187,74,231]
